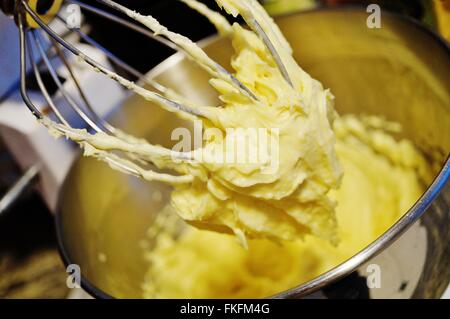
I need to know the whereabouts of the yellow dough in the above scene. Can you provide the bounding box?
[42,0,343,245]
[142,115,430,299]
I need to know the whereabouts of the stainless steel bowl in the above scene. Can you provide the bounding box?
[56,8,450,299]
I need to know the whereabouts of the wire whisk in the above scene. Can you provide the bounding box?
[1,0,294,183]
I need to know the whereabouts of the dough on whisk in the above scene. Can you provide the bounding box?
[42,0,343,245]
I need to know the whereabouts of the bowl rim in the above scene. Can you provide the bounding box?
[55,6,450,299]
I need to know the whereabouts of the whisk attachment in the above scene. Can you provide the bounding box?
[18,11,143,177]
[23,0,210,116]
[32,30,104,132]
[54,15,168,95]
[15,1,198,182]
[9,0,302,185]
[4,0,348,244]
[11,0,298,127]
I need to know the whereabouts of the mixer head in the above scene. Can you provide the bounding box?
[1,0,62,27]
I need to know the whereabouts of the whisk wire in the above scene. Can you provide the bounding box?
[67,0,179,51]
[15,0,302,184]
[17,1,198,183]
[27,34,70,126]
[18,12,43,120]
[93,0,259,101]
[50,36,116,133]
[55,14,170,95]
[32,30,103,132]
[18,7,145,178]
[22,0,207,119]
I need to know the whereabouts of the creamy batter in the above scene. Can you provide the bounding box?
[142,115,430,299]
[43,0,343,245]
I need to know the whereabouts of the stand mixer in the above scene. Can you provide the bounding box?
[2,3,449,297]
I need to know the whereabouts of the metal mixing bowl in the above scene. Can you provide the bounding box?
[56,8,450,299]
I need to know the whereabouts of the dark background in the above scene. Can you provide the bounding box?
[84,0,224,76]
